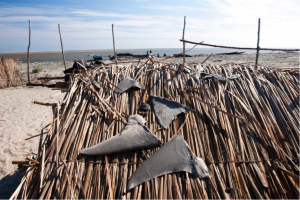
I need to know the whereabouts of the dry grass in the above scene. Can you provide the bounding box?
[0,58,22,88]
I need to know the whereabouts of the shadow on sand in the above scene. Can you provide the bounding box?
[0,170,24,199]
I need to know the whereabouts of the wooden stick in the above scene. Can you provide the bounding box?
[182,16,186,65]
[27,20,31,83]
[179,39,300,51]
[9,176,27,200]
[201,53,213,64]
[112,24,117,65]
[12,160,29,165]
[57,25,67,71]
[157,41,203,62]
[51,92,62,98]
[25,157,39,164]
[32,101,56,106]
[255,18,260,67]
[38,77,64,80]
[39,144,45,192]
[181,90,244,120]
[63,160,74,199]
[273,162,300,180]
[184,87,208,91]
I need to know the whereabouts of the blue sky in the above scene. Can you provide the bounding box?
[0,0,299,52]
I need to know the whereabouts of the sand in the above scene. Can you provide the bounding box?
[101,52,299,68]
[160,52,299,68]
[17,61,73,83]
[0,52,299,198]
[0,87,65,198]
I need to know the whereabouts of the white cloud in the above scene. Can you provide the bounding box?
[0,1,299,52]
[143,5,210,12]
[196,0,300,47]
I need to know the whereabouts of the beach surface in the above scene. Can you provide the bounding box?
[0,52,299,198]
[176,52,299,68]
[0,87,65,198]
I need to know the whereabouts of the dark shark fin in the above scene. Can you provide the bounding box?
[114,77,145,95]
[127,135,209,191]
[150,95,194,129]
[79,114,161,156]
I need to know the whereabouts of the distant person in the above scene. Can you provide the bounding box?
[164,53,166,57]
[150,50,152,53]
[157,54,160,57]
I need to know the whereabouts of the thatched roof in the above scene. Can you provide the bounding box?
[14,61,299,199]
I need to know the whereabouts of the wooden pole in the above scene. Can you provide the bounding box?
[179,39,299,51]
[182,16,186,65]
[27,20,31,83]
[112,24,117,65]
[58,24,66,70]
[255,18,260,67]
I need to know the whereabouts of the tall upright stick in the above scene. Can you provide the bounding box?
[182,16,186,65]
[58,24,66,70]
[255,18,260,67]
[27,20,31,83]
[112,24,117,65]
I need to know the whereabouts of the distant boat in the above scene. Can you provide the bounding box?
[173,54,193,57]
[93,54,102,60]
[217,51,245,55]
[285,51,296,53]
[117,53,133,57]
[133,54,148,58]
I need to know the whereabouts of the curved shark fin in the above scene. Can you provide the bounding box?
[114,77,145,95]
[79,114,161,156]
[127,135,209,191]
[150,95,194,129]
[203,74,226,81]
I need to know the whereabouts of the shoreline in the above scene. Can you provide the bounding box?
[14,52,299,85]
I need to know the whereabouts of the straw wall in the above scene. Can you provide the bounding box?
[16,62,299,199]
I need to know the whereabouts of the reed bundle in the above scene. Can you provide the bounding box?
[15,61,299,199]
[0,58,22,88]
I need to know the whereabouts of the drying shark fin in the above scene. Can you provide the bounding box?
[194,69,203,87]
[203,74,226,81]
[150,95,194,129]
[227,74,241,80]
[127,135,209,191]
[79,114,161,156]
[114,77,145,95]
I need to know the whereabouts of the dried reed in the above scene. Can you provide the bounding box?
[0,58,22,88]
[13,61,300,199]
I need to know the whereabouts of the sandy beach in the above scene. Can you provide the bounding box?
[178,52,299,68]
[0,87,65,198]
[0,52,299,198]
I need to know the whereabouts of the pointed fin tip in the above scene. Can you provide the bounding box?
[79,114,160,156]
[114,77,145,95]
[150,95,194,129]
[127,135,209,191]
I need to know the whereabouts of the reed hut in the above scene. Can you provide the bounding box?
[0,58,22,88]
[13,60,299,199]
